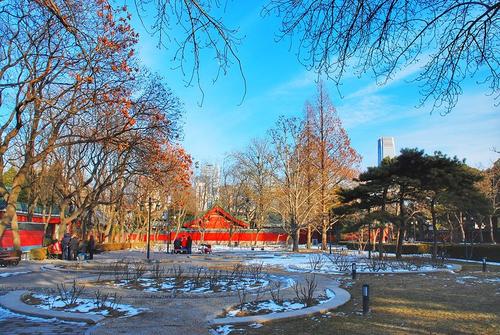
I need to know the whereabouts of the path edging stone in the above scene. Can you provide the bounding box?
[209,285,350,326]
[0,290,104,324]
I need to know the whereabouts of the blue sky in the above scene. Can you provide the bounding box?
[131,2,499,170]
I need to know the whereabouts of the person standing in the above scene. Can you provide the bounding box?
[61,233,71,260]
[187,236,192,254]
[69,235,79,261]
[87,235,95,260]
[181,236,187,253]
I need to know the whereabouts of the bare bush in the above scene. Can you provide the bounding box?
[57,280,85,307]
[247,263,264,281]
[326,250,351,271]
[367,257,388,272]
[293,274,318,307]
[308,254,325,271]
[93,289,110,309]
[269,280,283,304]
[133,264,147,282]
[151,263,164,282]
[172,266,185,287]
[236,286,248,310]
[207,270,222,292]
[192,267,204,288]
[230,264,245,282]
[253,286,263,303]
[112,262,130,281]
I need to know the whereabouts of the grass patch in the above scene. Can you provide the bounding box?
[234,263,499,335]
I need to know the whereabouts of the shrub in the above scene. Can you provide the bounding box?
[438,244,500,262]
[339,242,432,254]
[339,241,500,262]
[95,242,147,253]
[29,247,47,260]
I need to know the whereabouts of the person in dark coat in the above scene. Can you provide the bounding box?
[61,233,71,260]
[173,238,181,253]
[181,237,187,253]
[69,235,79,261]
[87,235,95,260]
[187,236,192,254]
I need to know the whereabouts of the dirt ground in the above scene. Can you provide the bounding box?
[1,251,499,335]
[231,263,499,335]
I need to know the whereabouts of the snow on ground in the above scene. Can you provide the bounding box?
[113,276,270,294]
[31,293,145,317]
[445,258,500,266]
[249,323,263,328]
[0,306,85,325]
[455,276,500,285]
[209,325,242,335]
[0,271,31,278]
[226,288,335,317]
[245,250,449,274]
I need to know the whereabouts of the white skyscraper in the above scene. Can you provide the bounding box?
[378,137,396,166]
[194,163,220,211]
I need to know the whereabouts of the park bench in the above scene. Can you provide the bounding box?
[0,250,22,266]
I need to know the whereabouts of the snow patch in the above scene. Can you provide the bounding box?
[209,325,241,335]
[30,293,145,317]
[0,271,30,278]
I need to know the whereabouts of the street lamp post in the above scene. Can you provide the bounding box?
[368,221,372,259]
[144,197,162,261]
[147,197,152,261]
[329,229,332,254]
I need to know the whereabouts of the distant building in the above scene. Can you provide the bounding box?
[194,163,220,211]
[378,137,396,166]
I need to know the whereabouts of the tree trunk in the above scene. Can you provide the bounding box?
[292,229,300,252]
[489,216,496,244]
[395,188,405,260]
[431,199,438,262]
[478,218,484,243]
[395,225,405,259]
[306,224,312,249]
[0,173,26,250]
[458,212,466,242]
[321,218,328,250]
[378,226,384,259]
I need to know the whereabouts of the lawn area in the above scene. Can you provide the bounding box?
[237,263,499,335]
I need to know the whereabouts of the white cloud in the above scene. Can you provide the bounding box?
[269,70,318,96]
[345,57,428,100]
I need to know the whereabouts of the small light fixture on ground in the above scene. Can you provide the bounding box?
[362,284,370,315]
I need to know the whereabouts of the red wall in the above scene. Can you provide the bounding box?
[132,230,289,244]
[0,229,45,249]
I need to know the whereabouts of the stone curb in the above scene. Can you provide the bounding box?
[209,285,351,326]
[0,290,104,324]
[288,263,462,275]
[355,263,462,274]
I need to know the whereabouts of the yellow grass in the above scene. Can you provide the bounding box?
[232,263,500,335]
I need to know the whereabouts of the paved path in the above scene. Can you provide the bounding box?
[0,291,104,323]
[0,248,350,335]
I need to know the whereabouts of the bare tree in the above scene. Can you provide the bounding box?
[269,116,315,251]
[263,0,500,113]
[305,82,360,249]
[478,159,499,244]
[227,139,275,242]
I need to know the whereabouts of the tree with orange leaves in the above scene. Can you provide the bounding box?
[0,1,139,249]
[304,82,361,249]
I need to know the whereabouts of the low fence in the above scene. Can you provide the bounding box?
[339,241,500,262]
